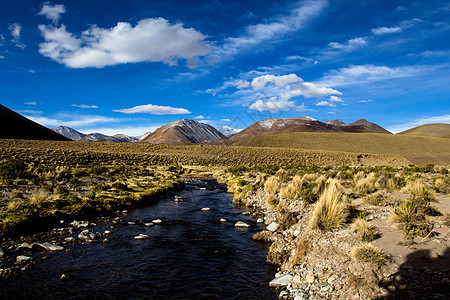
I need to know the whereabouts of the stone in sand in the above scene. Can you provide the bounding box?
[269,274,293,287]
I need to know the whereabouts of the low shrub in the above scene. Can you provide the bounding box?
[352,217,376,242]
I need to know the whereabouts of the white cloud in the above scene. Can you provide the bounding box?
[283,82,341,99]
[38,2,66,24]
[0,55,4,59]
[39,18,211,68]
[218,0,327,56]
[329,95,343,102]
[249,97,306,113]
[25,114,118,128]
[221,118,231,122]
[9,23,25,49]
[9,23,21,39]
[316,101,335,107]
[372,26,402,35]
[316,64,421,87]
[72,104,99,109]
[328,37,367,51]
[232,79,250,89]
[387,114,450,133]
[251,74,303,90]
[113,104,191,115]
[358,99,372,103]
[24,101,37,105]
[195,115,205,119]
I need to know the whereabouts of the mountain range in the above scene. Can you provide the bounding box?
[2,104,448,145]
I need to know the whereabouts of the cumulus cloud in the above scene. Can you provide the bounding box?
[329,95,343,102]
[387,114,450,133]
[251,74,302,90]
[38,2,66,24]
[316,64,421,87]
[195,115,205,119]
[113,104,191,115]
[38,18,211,68]
[224,73,341,113]
[218,0,327,56]
[72,104,98,109]
[249,97,306,113]
[328,37,367,51]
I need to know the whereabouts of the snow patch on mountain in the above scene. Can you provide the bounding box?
[216,126,241,138]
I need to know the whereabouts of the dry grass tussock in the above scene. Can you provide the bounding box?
[401,180,426,195]
[353,172,377,195]
[279,175,303,199]
[264,176,280,195]
[351,217,375,241]
[350,243,386,266]
[311,179,348,231]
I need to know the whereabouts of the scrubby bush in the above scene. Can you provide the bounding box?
[0,159,28,184]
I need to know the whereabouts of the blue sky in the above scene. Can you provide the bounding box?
[0,0,449,136]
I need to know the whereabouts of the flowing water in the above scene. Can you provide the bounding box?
[1,180,277,299]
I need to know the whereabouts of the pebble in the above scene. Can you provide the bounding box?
[60,274,69,280]
[220,218,227,222]
[328,275,338,284]
[0,247,4,258]
[257,218,264,223]
[293,275,302,284]
[104,230,111,235]
[127,222,136,225]
[234,221,250,228]
[64,237,76,242]
[201,208,211,211]
[152,219,162,224]
[306,274,315,284]
[145,222,154,226]
[103,238,110,243]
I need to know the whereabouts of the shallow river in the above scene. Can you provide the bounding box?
[1,180,277,299]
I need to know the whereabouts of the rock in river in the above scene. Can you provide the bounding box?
[266,222,279,232]
[234,221,250,228]
[134,234,151,240]
[39,242,64,251]
[269,274,293,287]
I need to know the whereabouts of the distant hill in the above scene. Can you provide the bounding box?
[228,117,391,142]
[54,126,139,143]
[79,133,139,143]
[0,104,69,141]
[216,126,240,138]
[143,119,226,144]
[232,132,450,165]
[397,123,450,139]
[53,126,86,141]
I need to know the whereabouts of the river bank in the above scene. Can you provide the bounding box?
[216,165,449,299]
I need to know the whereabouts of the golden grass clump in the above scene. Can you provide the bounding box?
[311,179,347,231]
[28,193,51,208]
[265,193,279,208]
[352,218,375,241]
[401,180,425,195]
[264,176,281,194]
[279,175,303,199]
[354,172,377,195]
[313,175,327,195]
[350,243,386,266]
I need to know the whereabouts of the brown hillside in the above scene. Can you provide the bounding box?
[341,119,392,134]
[143,119,226,144]
[233,132,450,165]
[229,117,391,142]
[397,123,450,139]
[0,104,69,141]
